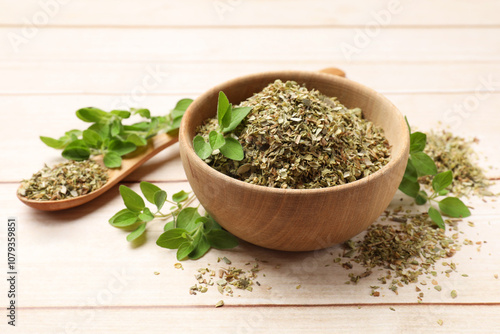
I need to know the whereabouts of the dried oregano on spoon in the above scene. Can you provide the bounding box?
[18,160,108,201]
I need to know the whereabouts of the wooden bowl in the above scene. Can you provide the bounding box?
[179,71,409,251]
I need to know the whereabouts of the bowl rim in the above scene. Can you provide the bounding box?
[179,70,409,195]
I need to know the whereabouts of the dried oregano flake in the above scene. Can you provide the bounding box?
[189,258,263,297]
[337,208,474,300]
[18,159,108,200]
[196,80,390,189]
[420,130,492,197]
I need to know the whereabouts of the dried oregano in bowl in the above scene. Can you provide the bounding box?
[196,80,391,189]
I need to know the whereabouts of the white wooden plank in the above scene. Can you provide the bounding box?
[2,28,499,62]
[1,182,499,308]
[1,0,500,27]
[11,305,500,334]
[0,61,499,94]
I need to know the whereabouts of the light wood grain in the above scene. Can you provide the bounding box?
[0,61,500,95]
[13,305,500,334]
[2,0,500,27]
[1,0,500,332]
[2,28,500,62]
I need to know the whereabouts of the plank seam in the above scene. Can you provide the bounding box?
[16,302,500,311]
[2,24,500,29]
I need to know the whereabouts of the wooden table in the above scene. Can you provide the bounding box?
[1,1,499,332]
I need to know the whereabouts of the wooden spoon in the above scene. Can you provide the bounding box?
[17,133,178,211]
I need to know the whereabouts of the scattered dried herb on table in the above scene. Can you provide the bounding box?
[18,160,108,200]
[196,80,391,189]
[337,208,473,301]
[420,130,492,197]
[189,258,263,297]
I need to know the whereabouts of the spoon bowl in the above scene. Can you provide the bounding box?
[179,70,409,251]
[17,133,178,211]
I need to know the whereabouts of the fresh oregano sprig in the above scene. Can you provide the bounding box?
[109,182,238,260]
[109,182,194,241]
[398,118,471,228]
[156,208,239,261]
[40,99,192,168]
[193,91,252,161]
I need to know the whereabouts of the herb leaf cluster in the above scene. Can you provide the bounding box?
[157,208,238,261]
[193,91,251,161]
[399,119,471,228]
[109,182,238,260]
[109,182,192,242]
[41,99,192,168]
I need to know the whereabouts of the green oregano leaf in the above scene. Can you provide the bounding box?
[203,215,222,233]
[140,181,162,204]
[193,135,213,159]
[415,190,428,205]
[109,209,139,227]
[138,207,155,222]
[110,119,122,137]
[438,197,471,218]
[126,223,146,242]
[432,170,453,193]
[172,190,189,203]
[163,221,175,232]
[403,159,418,182]
[154,190,167,211]
[209,131,226,150]
[156,228,189,249]
[61,140,90,161]
[176,207,201,231]
[110,110,131,119]
[65,129,82,140]
[219,137,244,161]
[119,185,145,212]
[131,108,151,118]
[222,106,252,133]
[206,229,239,249]
[438,189,450,196]
[221,104,233,131]
[103,151,122,168]
[398,178,420,198]
[76,107,110,123]
[428,207,445,229]
[188,235,211,260]
[126,134,148,146]
[171,99,193,118]
[82,129,102,148]
[177,241,196,261]
[410,132,426,153]
[217,91,230,127]
[108,139,136,156]
[411,151,437,177]
[40,136,67,149]
[88,122,110,139]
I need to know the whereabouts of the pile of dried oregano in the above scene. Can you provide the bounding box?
[197,80,390,189]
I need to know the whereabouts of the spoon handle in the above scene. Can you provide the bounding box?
[318,67,346,77]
